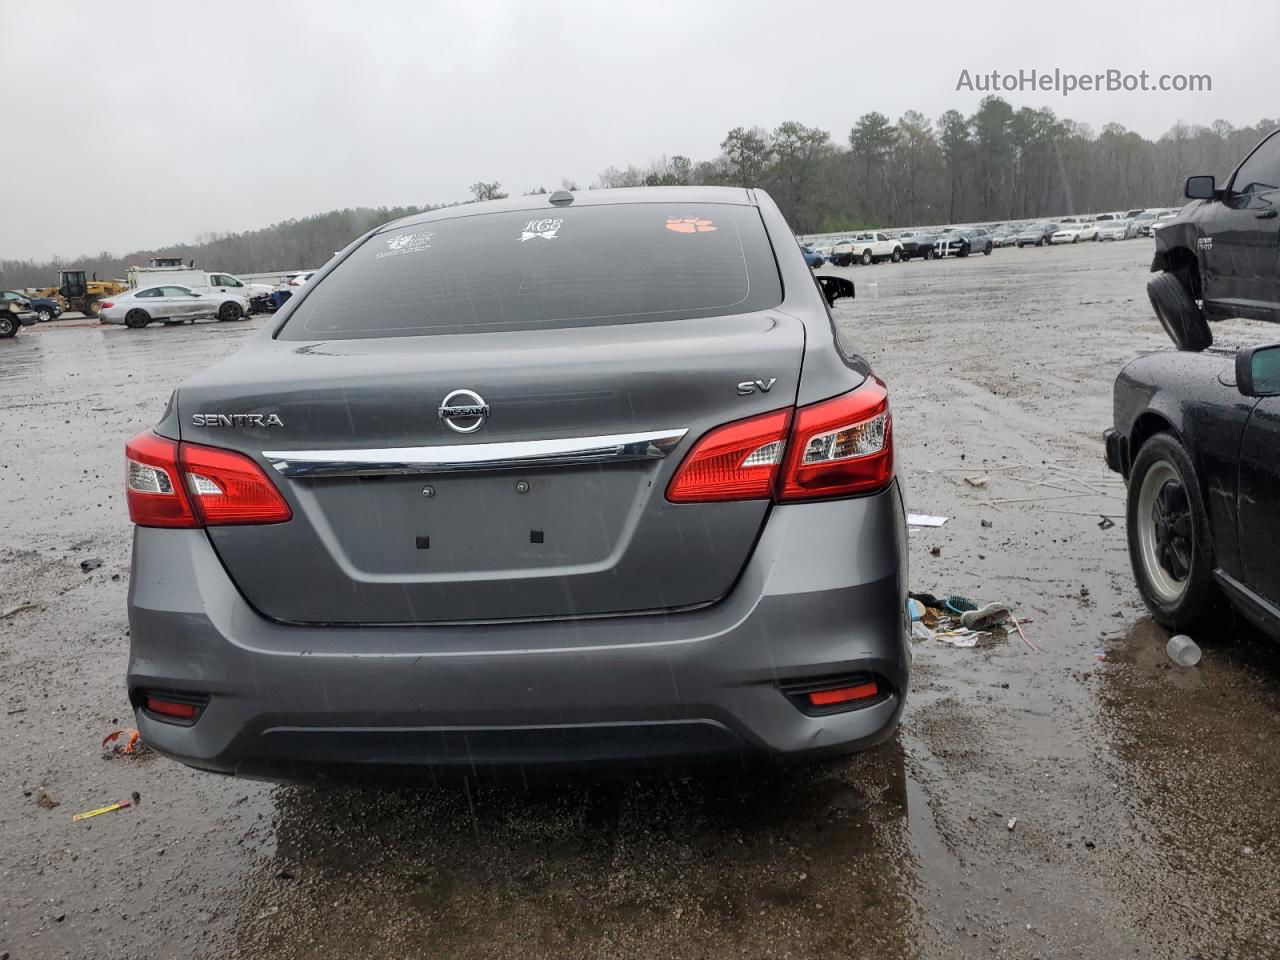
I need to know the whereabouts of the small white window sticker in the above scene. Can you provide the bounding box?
[520,218,562,241]
[376,231,435,259]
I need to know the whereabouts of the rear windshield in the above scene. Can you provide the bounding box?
[278,203,782,340]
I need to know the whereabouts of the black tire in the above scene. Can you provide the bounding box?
[84,299,102,318]
[0,313,17,338]
[218,301,244,322]
[982,246,992,255]
[1036,237,1045,247]
[890,249,901,263]
[923,247,935,260]
[860,250,873,266]
[1147,272,1211,352]
[1125,432,1221,633]
[125,309,150,329]
[35,307,53,322]
[957,245,969,258]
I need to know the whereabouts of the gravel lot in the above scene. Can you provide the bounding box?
[2,239,1278,959]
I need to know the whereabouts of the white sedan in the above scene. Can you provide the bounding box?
[99,285,251,329]
[1050,223,1096,244]
[1096,219,1132,241]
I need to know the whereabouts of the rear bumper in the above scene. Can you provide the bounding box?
[127,482,910,781]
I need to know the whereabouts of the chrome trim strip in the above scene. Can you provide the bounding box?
[263,429,689,479]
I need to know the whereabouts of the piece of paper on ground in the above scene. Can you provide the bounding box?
[907,514,949,527]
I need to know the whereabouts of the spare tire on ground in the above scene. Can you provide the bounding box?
[1147,272,1211,352]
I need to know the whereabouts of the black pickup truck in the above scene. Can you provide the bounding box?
[1148,127,1280,351]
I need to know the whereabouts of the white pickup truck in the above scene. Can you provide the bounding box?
[829,232,904,266]
[126,266,275,312]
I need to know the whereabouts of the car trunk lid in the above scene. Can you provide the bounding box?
[178,314,804,624]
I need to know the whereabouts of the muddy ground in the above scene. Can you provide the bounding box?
[2,239,1279,959]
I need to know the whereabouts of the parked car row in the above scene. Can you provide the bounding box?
[802,208,1168,267]
[2,288,63,323]
[4,262,322,332]
[803,226,996,266]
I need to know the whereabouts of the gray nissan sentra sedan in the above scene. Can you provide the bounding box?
[124,187,909,782]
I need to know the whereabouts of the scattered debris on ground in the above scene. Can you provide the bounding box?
[73,797,134,822]
[102,728,146,756]
[907,513,948,527]
[1166,634,1202,667]
[1,602,42,620]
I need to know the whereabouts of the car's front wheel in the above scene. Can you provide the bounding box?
[860,250,873,266]
[923,247,935,260]
[890,249,901,263]
[1126,432,1220,632]
[218,301,244,322]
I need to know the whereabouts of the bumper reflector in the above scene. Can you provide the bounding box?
[142,694,205,722]
[807,681,879,707]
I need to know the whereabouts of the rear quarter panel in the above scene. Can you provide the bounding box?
[753,190,872,406]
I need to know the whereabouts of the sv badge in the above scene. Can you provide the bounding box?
[737,378,777,396]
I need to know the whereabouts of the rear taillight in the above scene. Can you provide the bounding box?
[179,442,293,525]
[125,431,292,528]
[666,409,792,503]
[125,432,196,527]
[100,301,113,308]
[665,378,892,505]
[777,378,892,502]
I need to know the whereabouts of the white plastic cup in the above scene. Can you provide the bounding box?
[1166,634,1202,667]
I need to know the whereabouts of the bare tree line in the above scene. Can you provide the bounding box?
[601,98,1277,233]
[2,96,1274,289]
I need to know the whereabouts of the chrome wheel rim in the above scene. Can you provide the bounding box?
[1136,460,1192,603]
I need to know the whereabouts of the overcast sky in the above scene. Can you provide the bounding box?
[4,0,1275,260]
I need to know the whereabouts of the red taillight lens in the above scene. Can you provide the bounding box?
[101,301,113,308]
[777,378,892,502]
[665,379,893,505]
[125,431,198,527]
[179,442,292,525]
[666,408,792,503]
[125,431,291,527]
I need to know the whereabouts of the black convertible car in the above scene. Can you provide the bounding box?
[1105,342,1280,638]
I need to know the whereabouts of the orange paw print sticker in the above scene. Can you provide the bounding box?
[666,217,718,233]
